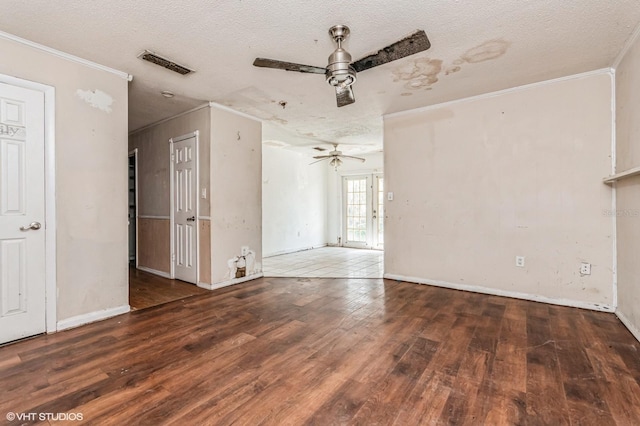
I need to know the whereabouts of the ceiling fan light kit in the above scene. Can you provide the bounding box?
[253,25,431,107]
[310,143,365,170]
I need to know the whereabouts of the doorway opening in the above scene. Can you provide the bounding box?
[262,163,385,278]
[128,132,205,311]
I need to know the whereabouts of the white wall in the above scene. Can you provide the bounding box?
[384,71,614,309]
[262,145,328,257]
[210,106,262,285]
[614,30,640,341]
[0,36,129,323]
[326,152,384,245]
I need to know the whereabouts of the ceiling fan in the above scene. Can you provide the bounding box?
[253,25,431,107]
[310,143,365,170]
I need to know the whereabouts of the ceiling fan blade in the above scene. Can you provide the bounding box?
[312,155,332,159]
[352,30,431,73]
[339,155,366,162]
[336,85,355,107]
[253,58,326,74]
[309,158,330,165]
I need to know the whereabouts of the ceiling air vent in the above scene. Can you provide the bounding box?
[138,50,194,75]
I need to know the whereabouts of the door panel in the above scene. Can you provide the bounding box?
[172,136,197,283]
[343,175,371,248]
[342,173,384,250]
[0,83,46,344]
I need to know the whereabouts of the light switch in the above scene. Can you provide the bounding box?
[201,187,207,199]
[387,192,394,201]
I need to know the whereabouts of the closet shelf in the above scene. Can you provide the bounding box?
[603,166,640,184]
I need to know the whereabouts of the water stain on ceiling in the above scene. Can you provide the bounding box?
[461,39,511,63]
[445,39,511,75]
[445,66,462,75]
[392,58,444,90]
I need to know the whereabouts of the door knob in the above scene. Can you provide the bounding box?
[186,216,196,222]
[20,221,41,231]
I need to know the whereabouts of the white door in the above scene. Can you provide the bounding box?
[0,83,46,344]
[342,173,384,249]
[171,134,198,284]
[342,175,371,248]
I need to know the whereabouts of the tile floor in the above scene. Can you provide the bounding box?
[262,246,384,278]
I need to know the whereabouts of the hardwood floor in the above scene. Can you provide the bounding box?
[129,267,209,311]
[2,277,640,425]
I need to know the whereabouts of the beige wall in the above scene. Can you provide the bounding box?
[384,72,614,307]
[129,107,211,279]
[129,107,211,217]
[210,107,262,284]
[0,37,129,321]
[615,32,640,338]
[199,219,211,284]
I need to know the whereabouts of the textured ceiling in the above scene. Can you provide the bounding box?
[1,0,639,152]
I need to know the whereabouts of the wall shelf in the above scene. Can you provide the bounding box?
[603,166,640,184]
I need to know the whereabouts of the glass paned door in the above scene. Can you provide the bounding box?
[344,176,369,247]
[342,174,384,249]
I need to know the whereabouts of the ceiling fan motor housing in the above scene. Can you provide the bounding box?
[326,25,357,88]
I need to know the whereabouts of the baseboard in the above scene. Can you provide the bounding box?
[57,304,130,331]
[383,273,614,313]
[137,266,172,279]
[616,309,640,343]
[263,244,328,258]
[198,273,264,290]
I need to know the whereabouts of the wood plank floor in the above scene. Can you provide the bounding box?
[129,267,209,311]
[2,277,640,425]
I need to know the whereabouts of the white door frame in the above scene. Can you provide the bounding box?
[340,170,384,250]
[129,149,139,267]
[372,173,384,250]
[0,74,57,333]
[341,173,372,249]
[169,131,199,282]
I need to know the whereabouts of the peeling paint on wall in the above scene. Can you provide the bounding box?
[76,89,114,113]
[392,58,443,90]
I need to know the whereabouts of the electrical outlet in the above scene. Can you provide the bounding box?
[580,262,591,275]
[241,246,249,256]
[515,256,525,267]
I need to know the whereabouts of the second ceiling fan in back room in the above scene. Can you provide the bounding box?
[310,143,365,170]
[253,25,431,107]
